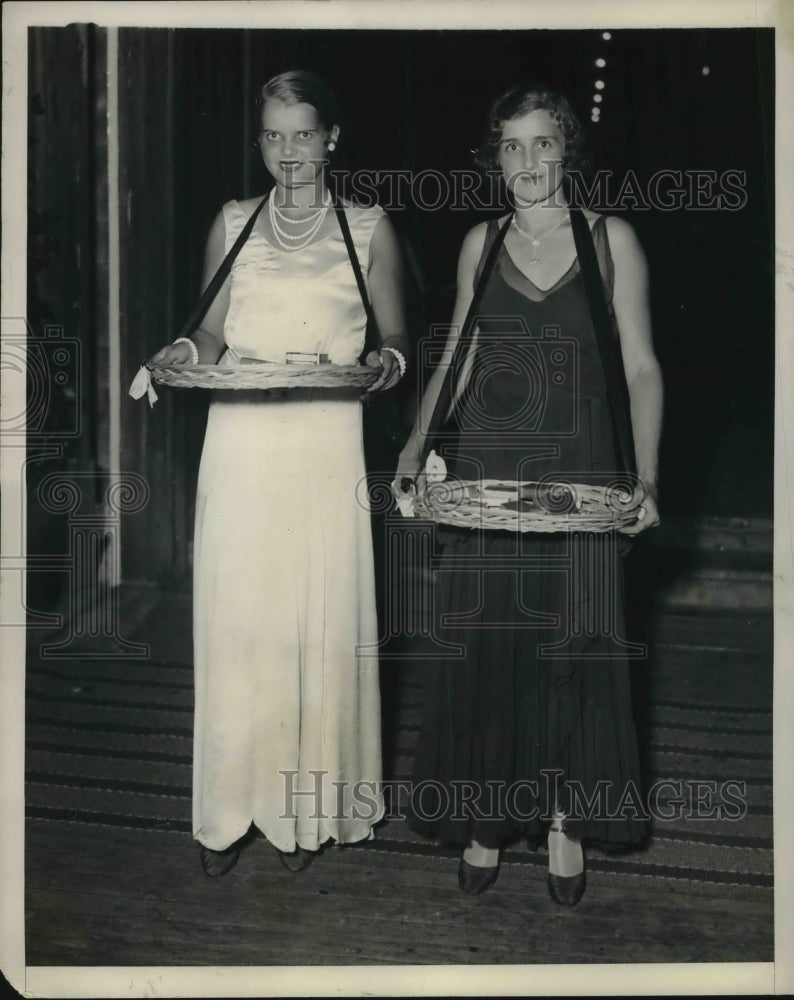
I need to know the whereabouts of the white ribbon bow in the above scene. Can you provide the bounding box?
[424,450,448,484]
[393,487,416,519]
[392,450,448,518]
[128,366,159,408]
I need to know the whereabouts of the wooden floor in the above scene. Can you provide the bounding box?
[25,819,771,967]
[22,577,775,976]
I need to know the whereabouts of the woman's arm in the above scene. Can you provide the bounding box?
[148,210,229,366]
[606,215,664,532]
[364,214,412,391]
[395,222,487,481]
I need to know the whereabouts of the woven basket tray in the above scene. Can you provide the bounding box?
[402,479,644,533]
[147,361,381,390]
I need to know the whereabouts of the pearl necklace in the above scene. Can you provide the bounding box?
[511,211,570,264]
[268,191,332,251]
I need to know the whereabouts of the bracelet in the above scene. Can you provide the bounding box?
[381,346,406,379]
[172,337,199,366]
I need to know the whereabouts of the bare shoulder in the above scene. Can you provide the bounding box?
[369,210,400,257]
[204,206,228,248]
[210,195,266,238]
[582,207,629,238]
[236,195,264,214]
[602,216,649,295]
[340,199,387,236]
[207,197,248,234]
[337,198,386,236]
[460,220,489,260]
[603,213,642,249]
[450,221,487,288]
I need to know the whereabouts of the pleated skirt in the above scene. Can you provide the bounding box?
[407,525,647,849]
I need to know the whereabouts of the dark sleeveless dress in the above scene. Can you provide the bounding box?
[406,215,647,850]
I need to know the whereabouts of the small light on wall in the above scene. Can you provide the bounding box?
[702,65,710,76]
[594,80,605,90]
[595,58,606,68]
[602,31,612,40]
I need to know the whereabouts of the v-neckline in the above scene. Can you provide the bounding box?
[499,214,605,300]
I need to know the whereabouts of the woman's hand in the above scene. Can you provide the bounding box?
[394,439,425,495]
[619,482,660,535]
[365,348,402,392]
[148,341,195,366]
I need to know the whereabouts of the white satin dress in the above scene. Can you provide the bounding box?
[192,199,386,853]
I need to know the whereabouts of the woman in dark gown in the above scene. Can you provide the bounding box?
[396,84,663,904]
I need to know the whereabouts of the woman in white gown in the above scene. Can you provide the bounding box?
[150,71,409,875]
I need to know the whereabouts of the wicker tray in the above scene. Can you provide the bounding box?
[399,478,644,533]
[147,361,381,390]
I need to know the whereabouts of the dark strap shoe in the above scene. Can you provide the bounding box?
[199,844,239,877]
[547,870,586,906]
[458,859,499,895]
[277,846,316,872]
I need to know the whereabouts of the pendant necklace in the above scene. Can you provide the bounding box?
[512,211,570,265]
[269,191,332,251]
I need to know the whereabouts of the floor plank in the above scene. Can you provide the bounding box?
[24,589,775,969]
[25,821,773,967]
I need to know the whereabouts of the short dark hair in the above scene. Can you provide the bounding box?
[474,83,589,175]
[257,70,340,131]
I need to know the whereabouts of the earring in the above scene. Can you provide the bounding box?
[327,141,336,151]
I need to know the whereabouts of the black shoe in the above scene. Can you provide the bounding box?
[546,822,585,906]
[458,859,499,895]
[199,844,239,877]
[277,846,316,872]
[547,870,586,907]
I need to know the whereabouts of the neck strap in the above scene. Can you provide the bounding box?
[333,201,379,363]
[174,196,268,342]
[417,212,514,471]
[568,208,637,477]
[175,195,380,366]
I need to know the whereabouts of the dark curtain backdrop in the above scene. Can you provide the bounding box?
[28,26,774,593]
[27,24,109,608]
[166,27,774,518]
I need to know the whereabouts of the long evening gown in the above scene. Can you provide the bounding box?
[192,200,385,853]
[407,215,647,850]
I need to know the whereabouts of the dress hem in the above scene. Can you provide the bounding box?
[193,805,387,855]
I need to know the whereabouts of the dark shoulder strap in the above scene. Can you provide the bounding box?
[569,208,637,477]
[333,203,375,326]
[174,197,268,341]
[418,213,513,470]
[333,202,379,362]
[473,218,500,286]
